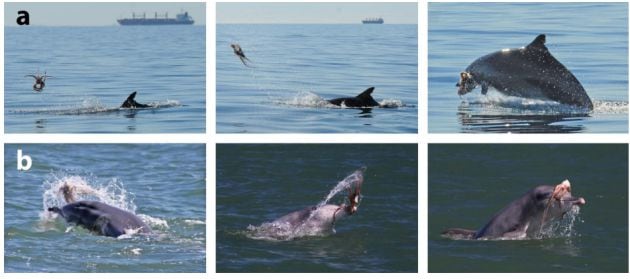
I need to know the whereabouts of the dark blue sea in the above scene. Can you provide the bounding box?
[217,24,418,133]
[4,144,206,272]
[5,26,205,133]
[429,3,628,133]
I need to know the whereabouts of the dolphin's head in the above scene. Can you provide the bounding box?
[456,72,476,95]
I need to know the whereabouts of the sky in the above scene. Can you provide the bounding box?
[217,2,417,24]
[5,3,206,26]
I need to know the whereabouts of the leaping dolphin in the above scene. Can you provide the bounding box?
[457,34,593,110]
[442,180,586,240]
[121,91,151,108]
[328,87,380,108]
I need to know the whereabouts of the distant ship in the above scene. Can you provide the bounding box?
[362,17,384,24]
[117,11,194,25]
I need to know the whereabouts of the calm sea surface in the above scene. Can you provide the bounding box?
[217,24,418,133]
[216,144,417,272]
[429,3,628,133]
[429,144,628,272]
[4,144,206,272]
[5,26,205,133]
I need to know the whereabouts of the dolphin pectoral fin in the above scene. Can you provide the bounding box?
[501,223,529,239]
[481,83,489,95]
[95,215,123,237]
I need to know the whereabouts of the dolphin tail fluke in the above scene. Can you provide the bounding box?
[441,228,477,240]
[356,87,375,99]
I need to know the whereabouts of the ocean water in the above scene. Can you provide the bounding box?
[5,26,205,133]
[217,24,418,133]
[429,144,628,272]
[4,144,206,272]
[216,144,417,272]
[429,3,628,133]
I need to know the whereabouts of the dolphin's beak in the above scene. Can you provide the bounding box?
[575,197,586,206]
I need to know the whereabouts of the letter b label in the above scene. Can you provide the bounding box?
[17,149,32,171]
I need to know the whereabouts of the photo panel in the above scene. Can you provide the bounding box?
[4,144,206,272]
[428,144,628,272]
[216,144,418,272]
[428,2,628,133]
[216,2,418,133]
[4,2,206,133]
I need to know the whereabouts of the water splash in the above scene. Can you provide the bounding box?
[462,91,627,115]
[593,100,628,114]
[246,167,366,241]
[10,97,181,115]
[271,91,406,109]
[317,167,365,208]
[271,91,332,108]
[536,206,582,239]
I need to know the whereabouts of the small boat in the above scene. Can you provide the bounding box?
[362,17,384,24]
[117,11,194,26]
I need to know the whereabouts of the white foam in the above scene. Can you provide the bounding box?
[272,91,406,109]
[10,97,181,115]
[271,91,333,108]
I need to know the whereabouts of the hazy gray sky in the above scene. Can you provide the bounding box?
[5,2,205,26]
[217,2,417,24]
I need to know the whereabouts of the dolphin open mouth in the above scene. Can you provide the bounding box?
[347,169,363,214]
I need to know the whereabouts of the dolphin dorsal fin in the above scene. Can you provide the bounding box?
[356,87,375,99]
[127,91,137,101]
[527,34,548,52]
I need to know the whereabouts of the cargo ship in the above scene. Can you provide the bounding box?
[117,11,194,25]
[362,17,384,24]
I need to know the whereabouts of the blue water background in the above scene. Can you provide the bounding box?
[429,144,628,272]
[217,24,418,133]
[4,144,206,272]
[216,144,418,272]
[5,26,205,133]
[429,3,628,133]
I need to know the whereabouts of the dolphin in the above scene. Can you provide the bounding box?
[328,87,380,108]
[121,91,151,108]
[442,180,585,240]
[48,200,152,238]
[248,167,364,240]
[457,34,593,110]
[272,183,361,234]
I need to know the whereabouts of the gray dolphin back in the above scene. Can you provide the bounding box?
[49,200,152,238]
